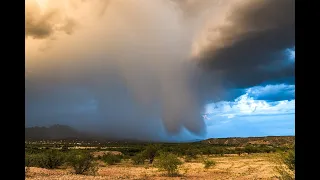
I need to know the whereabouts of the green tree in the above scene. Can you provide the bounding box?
[235,147,243,156]
[244,145,255,154]
[143,145,158,164]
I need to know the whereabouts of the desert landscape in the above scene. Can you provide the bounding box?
[26,154,284,180]
[25,129,295,180]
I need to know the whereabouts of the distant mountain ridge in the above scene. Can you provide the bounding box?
[25,125,295,146]
[201,136,295,146]
[25,125,141,142]
[25,124,94,140]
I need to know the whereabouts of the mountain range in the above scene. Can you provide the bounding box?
[25,124,295,146]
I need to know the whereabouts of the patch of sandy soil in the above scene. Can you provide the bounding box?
[26,153,281,180]
[92,151,123,158]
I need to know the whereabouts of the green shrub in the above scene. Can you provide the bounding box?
[25,154,36,167]
[25,150,66,169]
[102,153,122,165]
[25,147,42,154]
[122,155,131,160]
[155,152,182,177]
[203,159,216,169]
[185,149,200,160]
[274,149,295,180]
[283,149,295,171]
[217,148,225,156]
[67,151,98,175]
[210,147,225,156]
[61,145,69,152]
[132,153,145,165]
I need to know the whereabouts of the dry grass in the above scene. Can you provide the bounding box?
[26,153,285,180]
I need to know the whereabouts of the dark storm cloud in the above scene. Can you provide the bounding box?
[197,0,295,88]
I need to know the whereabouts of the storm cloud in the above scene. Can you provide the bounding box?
[25,0,295,141]
[195,0,295,88]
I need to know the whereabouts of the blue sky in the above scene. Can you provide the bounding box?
[203,83,295,138]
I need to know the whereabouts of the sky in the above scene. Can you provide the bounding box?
[25,0,295,141]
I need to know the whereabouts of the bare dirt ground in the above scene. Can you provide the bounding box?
[26,153,281,180]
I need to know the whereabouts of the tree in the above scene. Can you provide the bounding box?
[142,145,158,164]
[244,145,255,154]
[235,147,243,156]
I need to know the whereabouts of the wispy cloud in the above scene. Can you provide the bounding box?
[246,84,295,101]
